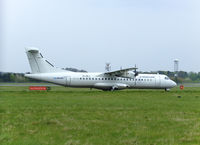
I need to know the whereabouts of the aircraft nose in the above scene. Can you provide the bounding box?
[171,81,177,87]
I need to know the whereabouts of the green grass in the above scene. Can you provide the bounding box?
[1,86,200,145]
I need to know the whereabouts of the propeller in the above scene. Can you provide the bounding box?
[134,64,138,77]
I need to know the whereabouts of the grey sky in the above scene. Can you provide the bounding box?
[1,0,200,73]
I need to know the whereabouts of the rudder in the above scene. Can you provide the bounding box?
[25,47,63,73]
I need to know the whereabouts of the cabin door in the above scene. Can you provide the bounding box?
[66,76,71,86]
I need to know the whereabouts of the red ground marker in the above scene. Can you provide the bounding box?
[29,86,47,91]
[180,85,184,90]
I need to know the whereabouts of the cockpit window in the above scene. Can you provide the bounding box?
[165,77,169,80]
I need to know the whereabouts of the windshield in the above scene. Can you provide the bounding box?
[165,76,169,80]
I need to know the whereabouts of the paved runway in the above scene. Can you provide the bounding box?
[0,83,200,87]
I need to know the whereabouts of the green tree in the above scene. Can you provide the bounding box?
[188,72,198,81]
[178,71,188,78]
[10,74,16,82]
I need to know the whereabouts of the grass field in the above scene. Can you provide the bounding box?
[1,85,200,145]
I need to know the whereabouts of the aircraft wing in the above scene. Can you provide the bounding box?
[103,67,138,77]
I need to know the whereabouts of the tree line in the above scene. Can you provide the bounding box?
[0,68,87,83]
[157,71,200,83]
[0,72,40,83]
[0,70,200,83]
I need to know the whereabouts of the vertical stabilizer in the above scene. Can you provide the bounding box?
[25,47,64,74]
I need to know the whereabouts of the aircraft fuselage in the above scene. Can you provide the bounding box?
[25,72,176,91]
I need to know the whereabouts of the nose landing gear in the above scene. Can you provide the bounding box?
[165,88,170,91]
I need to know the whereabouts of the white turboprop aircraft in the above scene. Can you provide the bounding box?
[25,47,177,91]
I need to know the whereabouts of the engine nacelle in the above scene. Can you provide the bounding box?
[121,71,135,78]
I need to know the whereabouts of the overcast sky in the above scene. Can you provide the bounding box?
[1,0,200,73]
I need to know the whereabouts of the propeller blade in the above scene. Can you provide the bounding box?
[134,64,138,76]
